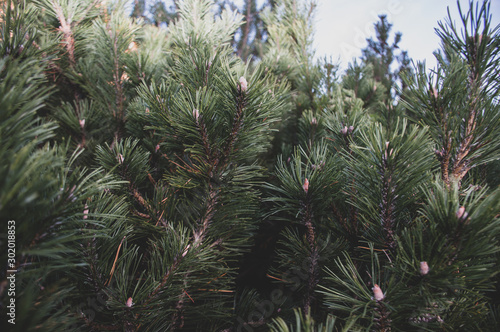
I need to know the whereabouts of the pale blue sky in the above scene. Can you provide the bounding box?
[312,0,500,70]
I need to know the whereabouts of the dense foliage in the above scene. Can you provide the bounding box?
[1,0,499,331]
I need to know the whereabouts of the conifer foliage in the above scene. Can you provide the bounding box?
[1,0,500,331]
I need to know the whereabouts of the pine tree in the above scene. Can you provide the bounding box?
[342,15,412,133]
[1,1,125,330]
[258,1,500,331]
[402,0,500,187]
[260,0,323,153]
[130,0,275,61]
[1,0,290,330]
[1,0,500,331]
[360,14,411,101]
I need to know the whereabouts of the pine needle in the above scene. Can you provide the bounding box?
[183,289,195,303]
[266,273,286,282]
[107,236,126,286]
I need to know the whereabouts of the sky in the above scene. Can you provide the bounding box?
[312,0,500,71]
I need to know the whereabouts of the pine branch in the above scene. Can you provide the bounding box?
[130,185,151,219]
[238,0,253,59]
[193,186,219,245]
[111,28,126,139]
[222,87,246,163]
[301,198,318,314]
[450,74,480,183]
[380,143,396,251]
[194,109,216,167]
[373,301,392,332]
[53,1,76,68]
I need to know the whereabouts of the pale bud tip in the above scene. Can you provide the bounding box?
[126,297,133,307]
[430,87,438,99]
[303,178,309,193]
[239,76,248,92]
[118,154,124,164]
[79,119,85,128]
[456,206,466,219]
[128,41,137,52]
[420,261,429,275]
[182,244,190,257]
[193,109,199,121]
[373,284,385,301]
[83,203,89,220]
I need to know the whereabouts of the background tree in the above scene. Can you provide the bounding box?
[360,14,410,100]
[130,0,276,61]
[342,15,413,132]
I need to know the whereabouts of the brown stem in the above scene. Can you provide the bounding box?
[112,32,125,140]
[196,116,217,169]
[193,187,219,245]
[373,301,392,332]
[450,80,479,184]
[448,52,482,185]
[302,201,318,314]
[54,3,76,69]
[130,186,151,212]
[222,93,245,163]
[238,0,253,60]
[143,186,219,306]
[380,151,396,251]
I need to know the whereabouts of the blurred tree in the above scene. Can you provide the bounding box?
[360,14,411,100]
[341,15,413,133]
[130,0,278,61]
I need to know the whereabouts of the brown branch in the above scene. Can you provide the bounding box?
[171,281,188,329]
[129,185,158,222]
[145,255,183,305]
[106,236,126,286]
[131,210,150,219]
[449,56,482,185]
[53,2,76,68]
[192,187,219,245]
[130,186,151,212]
[373,301,392,331]
[168,184,220,328]
[450,91,479,183]
[238,0,253,59]
[302,199,318,314]
[143,187,220,305]
[113,32,125,139]
[195,115,217,168]
[381,147,396,251]
[222,93,245,163]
